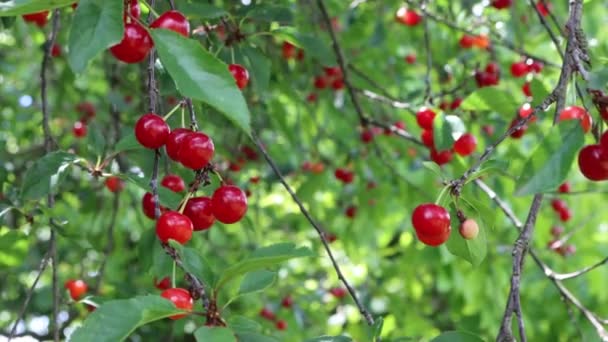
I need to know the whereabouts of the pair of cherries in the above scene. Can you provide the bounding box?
[313,66,344,91]
[416,107,478,165]
[334,167,355,184]
[578,131,608,181]
[110,1,189,64]
[72,101,97,138]
[510,59,544,78]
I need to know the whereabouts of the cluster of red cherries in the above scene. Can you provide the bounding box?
[71,101,96,138]
[312,66,345,92]
[416,107,478,166]
[411,203,479,246]
[547,182,576,256]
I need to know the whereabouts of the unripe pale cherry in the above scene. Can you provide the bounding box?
[459,218,479,240]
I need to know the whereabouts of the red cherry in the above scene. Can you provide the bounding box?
[71,3,78,10]
[559,106,592,133]
[23,11,49,27]
[178,132,215,170]
[421,129,434,148]
[329,287,347,299]
[313,75,328,89]
[345,205,357,219]
[430,149,453,166]
[483,125,495,136]
[334,168,354,184]
[439,101,449,111]
[509,119,527,139]
[165,128,192,162]
[276,320,287,331]
[411,203,451,238]
[485,62,500,75]
[416,107,436,130]
[296,49,304,60]
[405,54,416,64]
[459,218,479,240]
[160,288,193,320]
[281,296,293,308]
[211,185,248,224]
[306,93,318,102]
[601,131,608,151]
[64,279,88,300]
[558,207,572,222]
[155,276,171,290]
[51,44,61,57]
[558,182,571,193]
[395,7,421,26]
[134,113,170,149]
[578,144,608,181]
[510,61,529,77]
[550,226,564,237]
[331,78,345,90]
[156,211,193,244]
[453,133,477,156]
[475,71,499,87]
[551,199,567,212]
[450,98,463,110]
[73,121,87,138]
[142,192,164,219]
[522,82,532,97]
[105,176,125,193]
[459,35,475,49]
[228,64,249,89]
[161,174,185,193]
[260,307,276,321]
[109,22,153,64]
[536,1,551,16]
[491,0,512,9]
[151,10,190,37]
[519,103,535,121]
[325,233,337,243]
[183,197,215,231]
[360,129,374,143]
[241,145,258,161]
[282,42,296,59]
[249,176,260,184]
[323,66,342,78]
[76,101,96,119]
[528,60,544,73]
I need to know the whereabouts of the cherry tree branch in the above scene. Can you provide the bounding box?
[354,88,413,110]
[252,133,375,326]
[548,257,608,281]
[421,0,433,102]
[93,193,119,294]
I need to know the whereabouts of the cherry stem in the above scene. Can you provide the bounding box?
[171,261,176,288]
[434,185,450,206]
[177,192,192,214]
[230,47,235,64]
[457,210,466,224]
[163,102,182,121]
[180,106,185,128]
[211,169,224,184]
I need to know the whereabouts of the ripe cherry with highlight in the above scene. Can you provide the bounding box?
[211,185,248,224]
[156,211,193,244]
[160,288,193,320]
[135,113,170,149]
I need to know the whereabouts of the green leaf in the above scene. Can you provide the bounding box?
[169,240,216,286]
[70,295,183,342]
[305,336,353,342]
[372,316,384,341]
[242,46,271,94]
[460,87,519,117]
[515,121,584,196]
[126,175,182,209]
[86,122,106,156]
[228,316,262,334]
[235,333,279,342]
[194,326,237,342]
[215,243,313,291]
[113,132,143,153]
[68,0,123,73]
[0,0,74,16]
[529,78,550,107]
[430,331,484,342]
[242,4,293,23]
[272,27,335,66]
[433,114,465,151]
[588,68,608,90]
[21,151,81,200]
[0,230,29,268]
[445,200,488,266]
[176,3,227,19]
[151,29,251,136]
[238,270,276,295]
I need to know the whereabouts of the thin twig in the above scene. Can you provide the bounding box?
[421,0,433,102]
[252,133,375,326]
[316,0,368,126]
[549,257,608,281]
[185,98,199,131]
[355,88,412,110]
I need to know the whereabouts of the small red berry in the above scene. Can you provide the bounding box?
[109,22,153,64]
[50,44,61,57]
[519,103,535,120]
[64,279,88,301]
[510,61,529,77]
[161,174,185,193]
[522,82,532,97]
[142,192,164,219]
[282,42,296,59]
[405,54,416,64]
[536,1,551,16]
[150,10,190,37]
[430,149,453,166]
[160,288,193,320]
[528,60,544,73]
[155,276,171,290]
[550,226,564,237]
[313,75,328,89]
[416,107,436,130]
[276,320,287,331]
[334,168,354,184]
[134,113,170,149]
[421,129,434,148]
[395,7,421,26]
[360,129,374,143]
[306,93,318,102]
[411,203,451,238]
[23,11,49,27]
[450,98,463,110]
[485,62,500,75]
[558,207,572,222]
[558,182,571,193]
[345,205,357,219]
[329,287,347,299]
[260,307,276,321]
[459,35,475,49]
[281,296,293,308]
[559,106,592,133]
[73,121,87,138]
[156,211,193,244]
[105,176,125,193]
[229,64,249,89]
[509,119,527,139]
[551,199,567,213]
[183,197,215,231]
[331,78,344,90]
[453,133,477,156]
[76,101,96,119]
[323,66,342,78]
[178,132,215,170]
[491,0,512,9]
[578,144,608,181]
[211,185,248,224]
[165,128,192,162]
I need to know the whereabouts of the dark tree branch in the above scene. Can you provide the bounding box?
[316,0,368,126]
[421,1,433,102]
[185,98,199,131]
[252,133,375,326]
